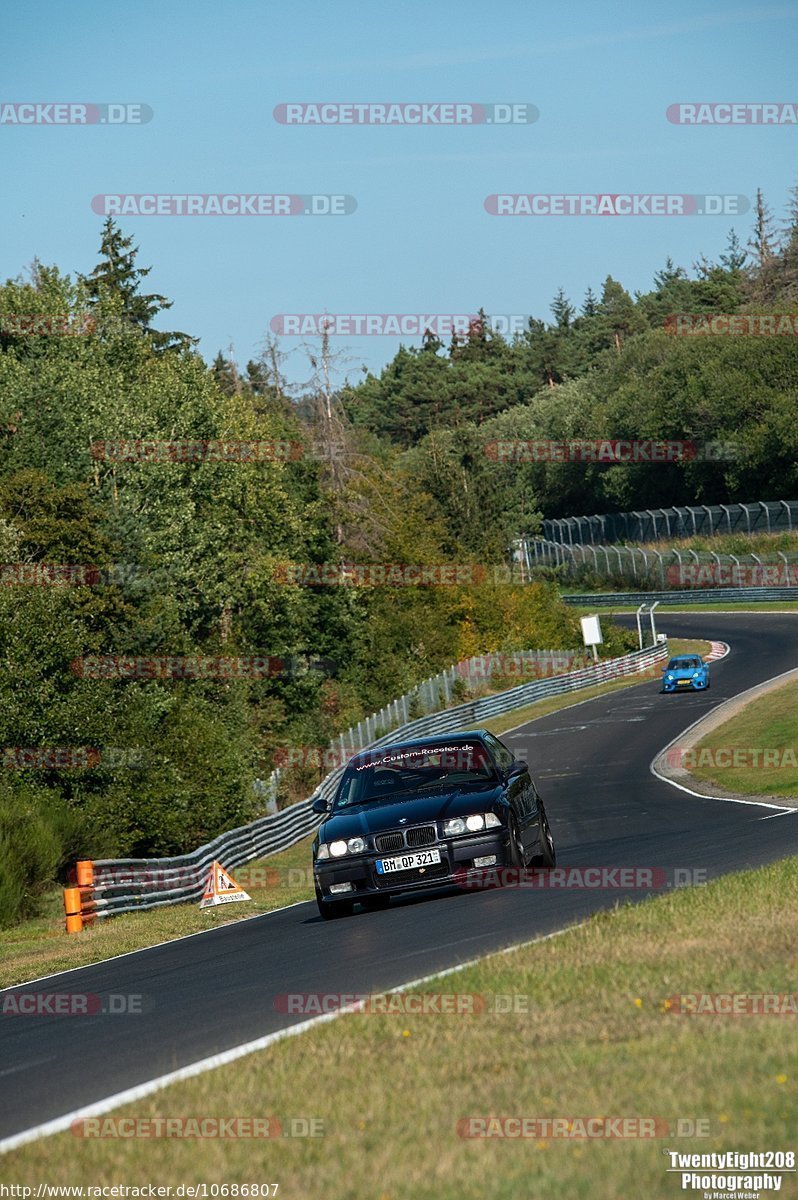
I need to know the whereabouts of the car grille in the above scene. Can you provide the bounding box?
[374,825,437,852]
[374,863,448,889]
[405,825,436,847]
[374,832,404,853]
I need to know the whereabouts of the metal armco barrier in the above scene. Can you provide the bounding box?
[563,588,798,606]
[65,640,668,928]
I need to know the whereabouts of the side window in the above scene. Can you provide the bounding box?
[483,732,513,772]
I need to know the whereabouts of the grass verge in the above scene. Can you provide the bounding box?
[0,640,708,989]
[4,856,796,1199]
[687,677,798,798]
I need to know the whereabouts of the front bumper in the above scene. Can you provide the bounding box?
[314,830,510,902]
[661,677,707,692]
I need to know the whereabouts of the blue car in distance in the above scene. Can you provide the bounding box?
[660,654,710,693]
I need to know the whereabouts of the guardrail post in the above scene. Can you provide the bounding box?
[782,500,793,532]
[64,887,83,933]
[76,860,94,888]
[777,552,791,586]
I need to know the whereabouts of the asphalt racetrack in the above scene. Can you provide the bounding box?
[2,611,797,1146]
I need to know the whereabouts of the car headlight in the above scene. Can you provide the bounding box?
[444,817,466,836]
[693,672,702,679]
[666,674,674,681]
[316,843,330,861]
[444,812,502,836]
[326,837,365,859]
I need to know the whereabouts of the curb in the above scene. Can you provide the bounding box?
[652,652,798,810]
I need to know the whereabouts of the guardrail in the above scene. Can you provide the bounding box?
[541,500,798,546]
[563,588,798,606]
[64,640,668,929]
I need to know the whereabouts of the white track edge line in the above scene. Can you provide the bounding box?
[0,922,584,1155]
[649,652,798,814]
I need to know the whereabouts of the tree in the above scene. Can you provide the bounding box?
[212,350,241,396]
[81,218,195,352]
[719,229,747,273]
[581,287,599,317]
[550,288,575,330]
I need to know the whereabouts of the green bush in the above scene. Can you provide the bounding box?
[0,780,90,927]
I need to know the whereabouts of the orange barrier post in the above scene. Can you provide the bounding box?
[76,860,94,888]
[63,887,83,934]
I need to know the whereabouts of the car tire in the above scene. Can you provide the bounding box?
[530,804,556,868]
[507,815,525,870]
[315,885,354,920]
[360,895,391,911]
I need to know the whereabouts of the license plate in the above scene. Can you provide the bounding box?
[677,680,692,686]
[376,848,442,875]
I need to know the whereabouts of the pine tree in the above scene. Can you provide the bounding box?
[212,350,241,396]
[421,328,444,355]
[749,188,777,267]
[581,287,598,317]
[719,229,747,273]
[81,218,195,351]
[550,287,575,329]
[653,257,687,290]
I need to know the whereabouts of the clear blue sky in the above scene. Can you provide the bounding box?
[3,0,797,387]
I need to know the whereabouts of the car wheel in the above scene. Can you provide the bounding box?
[315,885,354,920]
[507,815,525,869]
[530,804,556,868]
[360,895,391,911]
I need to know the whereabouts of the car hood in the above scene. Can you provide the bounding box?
[318,783,504,840]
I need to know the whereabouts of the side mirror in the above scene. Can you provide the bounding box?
[505,760,529,779]
[311,796,329,815]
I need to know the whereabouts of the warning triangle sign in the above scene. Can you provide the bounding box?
[199,860,251,909]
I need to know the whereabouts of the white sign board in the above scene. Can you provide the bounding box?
[580,614,603,647]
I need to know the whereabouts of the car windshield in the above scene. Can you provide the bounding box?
[333,742,497,809]
[668,657,702,670]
